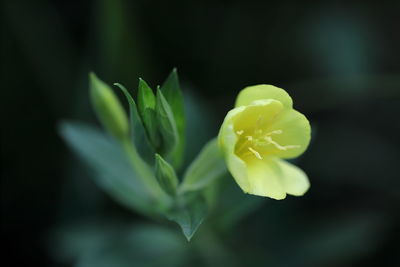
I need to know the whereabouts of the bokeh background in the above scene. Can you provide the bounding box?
[2,0,400,266]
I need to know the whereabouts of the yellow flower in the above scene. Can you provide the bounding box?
[218,85,311,199]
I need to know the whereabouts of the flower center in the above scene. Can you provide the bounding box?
[235,116,300,160]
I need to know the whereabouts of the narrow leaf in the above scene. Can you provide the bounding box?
[59,121,154,214]
[166,193,207,241]
[180,138,227,192]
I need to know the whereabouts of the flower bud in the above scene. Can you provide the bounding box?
[89,72,129,141]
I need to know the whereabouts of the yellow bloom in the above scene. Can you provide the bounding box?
[218,85,311,199]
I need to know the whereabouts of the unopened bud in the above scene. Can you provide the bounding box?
[89,72,129,140]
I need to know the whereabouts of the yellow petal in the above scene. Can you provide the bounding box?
[277,159,310,196]
[245,157,286,199]
[218,106,250,192]
[263,109,311,159]
[235,85,293,108]
[244,157,309,199]
[233,99,283,133]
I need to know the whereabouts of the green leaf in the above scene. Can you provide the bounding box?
[166,193,207,241]
[137,78,159,148]
[156,88,179,158]
[202,177,220,209]
[161,69,185,168]
[59,121,155,214]
[155,154,178,196]
[89,72,129,141]
[114,83,154,164]
[180,138,227,193]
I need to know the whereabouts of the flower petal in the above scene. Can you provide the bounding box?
[277,159,310,196]
[227,151,250,193]
[235,85,293,108]
[218,106,250,192]
[233,99,284,133]
[264,109,311,159]
[245,157,286,199]
[244,157,309,199]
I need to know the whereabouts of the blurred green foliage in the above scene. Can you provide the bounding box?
[2,0,400,267]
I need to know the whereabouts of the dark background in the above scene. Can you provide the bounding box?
[2,0,400,266]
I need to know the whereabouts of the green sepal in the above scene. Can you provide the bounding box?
[156,88,179,159]
[89,72,129,141]
[137,78,159,148]
[155,154,179,196]
[161,69,186,168]
[114,83,154,164]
